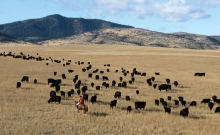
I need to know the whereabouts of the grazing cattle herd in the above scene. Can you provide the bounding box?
[1,50,220,118]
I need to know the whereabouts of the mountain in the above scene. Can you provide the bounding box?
[0,32,17,42]
[41,28,220,49]
[0,14,133,42]
[0,14,220,49]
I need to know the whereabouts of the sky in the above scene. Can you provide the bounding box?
[0,0,220,36]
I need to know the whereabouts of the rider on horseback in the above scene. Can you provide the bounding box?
[76,96,84,109]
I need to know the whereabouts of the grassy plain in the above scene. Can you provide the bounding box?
[0,43,220,135]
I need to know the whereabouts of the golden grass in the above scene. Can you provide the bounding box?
[0,44,220,135]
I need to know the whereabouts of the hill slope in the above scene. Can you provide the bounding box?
[42,28,220,49]
[0,14,133,42]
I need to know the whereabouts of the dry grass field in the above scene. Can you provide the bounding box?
[0,43,220,135]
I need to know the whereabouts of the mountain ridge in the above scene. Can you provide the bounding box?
[0,14,220,49]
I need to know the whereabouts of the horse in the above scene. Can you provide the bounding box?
[75,101,88,115]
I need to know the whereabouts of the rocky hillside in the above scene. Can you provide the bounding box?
[42,28,220,49]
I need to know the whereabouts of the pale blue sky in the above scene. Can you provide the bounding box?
[0,0,220,35]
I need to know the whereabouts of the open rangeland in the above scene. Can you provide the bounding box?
[0,44,220,135]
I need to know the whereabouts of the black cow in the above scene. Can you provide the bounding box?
[50,90,56,97]
[167,96,172,101]
[68,69,74,73]
[155,72,160,75]
[100,71,104,74]
[81,86,88,94]
[121,81,127,87]
[34,79,37,84]
[180,108,189,117]
[208,102,214,110]
[48,95,61,104]
[67,91,72,97]
[112,80,116,86]
[153,84,157,89]
[119,77,123,82]
[212,95,217,102]
[96,86,100,91]
[190,101,197,106]
[127,106,132,113]
[82,68,86,72]
[135,101,146,110]
[118,83,122,87]
[102,76,109,81]
[70,89,74,94]
[131,77,135,82]
[75,83,80,89]
[115,70,118,73]
[166,78,170,84]
[214,107,220,113]
[88,73,93,78]
[174,81,179,87]
[95,75,99,80]
[114,91,121,99]
[62,74,66,79]
[21,76,29,82]
[178,96,184,102]
[164,107,171,114]
[155,99,159,106]
[83,94,88,102]
[201,99,211,104]
[110,100,117,109]
[125,96,130,102]
[60,91,65,97]
[54,72,57,76]
[194,72,205,76]
[151,76,155,82]
[136,90,139,95]
[158,84,171,91]
[181,100,186,106]
[55,85,60,92]
[16,82,21,88]
[90,95,97,104]
[215,99,220,104]
[141,72,146,76]
[128,80,133,84]
[160,98,164,104]
[77,89,81,95]
[93,69,98,73]
[91,82,94,88]
[174,100,179,106]
[162,101,168,107]
[107,69,110,72]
